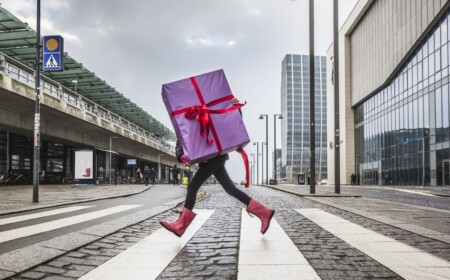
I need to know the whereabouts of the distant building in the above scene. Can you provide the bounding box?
[327,0,450,186]
[281,54,328,184]
[272,149,282,180]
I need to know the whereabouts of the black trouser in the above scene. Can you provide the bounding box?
[184,154,251,210]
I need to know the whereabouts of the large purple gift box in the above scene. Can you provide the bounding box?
[162,69,250,164]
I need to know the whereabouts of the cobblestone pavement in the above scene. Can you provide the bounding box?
[7,185,450,279]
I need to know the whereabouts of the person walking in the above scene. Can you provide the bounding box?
[350,173,356,185]
[172,165,180,185]
[143,166,150,186]
[136,167,142,183]
[149,168,157,185]
[160,98,274,237]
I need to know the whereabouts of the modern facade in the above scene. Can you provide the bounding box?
[281,54,327,184]
[272,148,282,181]
[327,0,450,186]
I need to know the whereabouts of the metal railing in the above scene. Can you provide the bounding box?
[0,53,174,152]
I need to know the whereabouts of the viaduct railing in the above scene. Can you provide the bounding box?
[0,53,174,153]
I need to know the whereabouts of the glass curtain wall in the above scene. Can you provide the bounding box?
[355,10,450,186]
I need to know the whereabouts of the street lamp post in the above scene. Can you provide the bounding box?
[253,142,259,185]
[259,114,269,185]
[309,0,316,194]
[333,0,341,194]
[261,142,266,185]
[109,136,117,184]
[422,127,429,187]
[273,114,283,184]
[32,0,41,203]
[250,153,255,185]
[158,154,164,183]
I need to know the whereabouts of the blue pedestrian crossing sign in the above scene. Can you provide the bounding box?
[43,35,64,72]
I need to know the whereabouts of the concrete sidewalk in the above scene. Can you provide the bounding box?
[0,184,153,215]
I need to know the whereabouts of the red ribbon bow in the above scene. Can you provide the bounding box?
[184,104,214,144]
[172,96,245,146]
[170,76,250,188]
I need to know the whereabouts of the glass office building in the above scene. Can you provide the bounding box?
[281,54,327,184]
[354,10,450,186]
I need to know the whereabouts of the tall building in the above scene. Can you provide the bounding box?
[328,0,450,186]
[281,54,328,184]
[272,148,282,180]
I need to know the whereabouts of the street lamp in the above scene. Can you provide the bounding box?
[261,142,266,185]
[273,114,283,184]
[259,114,269,185]
[422,127,429,187]
[109,136,117,184]
[250,153,255,185]
[72,80,78,92]
[158,154,164,183]
[253,142,259,185]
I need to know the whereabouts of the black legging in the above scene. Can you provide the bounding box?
[184,154,251,210]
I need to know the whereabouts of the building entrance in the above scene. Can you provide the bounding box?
[443,160,450,187]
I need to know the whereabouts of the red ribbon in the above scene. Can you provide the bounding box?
[170,78,245,151]
[237,148,250,188]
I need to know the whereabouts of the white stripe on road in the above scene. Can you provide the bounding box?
[378,187,437,197]
[238,209,320,280]
[396,189,437,197]
[0,206,94,226]
[295,208,450,280]
[79,209,215,280]
[0,205,141,243]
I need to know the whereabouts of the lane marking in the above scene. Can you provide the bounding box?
[395,189,437,197]
[295,208,450,280]
[238,209,320,280]
[79,209,215,280]
[0,205,141,243]
[374,187,437,197]
[0,206,94,226]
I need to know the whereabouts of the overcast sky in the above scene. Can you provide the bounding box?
[2,0,358,182]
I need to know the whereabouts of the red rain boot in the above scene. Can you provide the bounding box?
[160,208,196,237]
[246,199,275,234]
[83,168,91,177]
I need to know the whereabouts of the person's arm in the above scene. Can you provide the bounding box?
[231,97,242,116]
[175,140,184,163]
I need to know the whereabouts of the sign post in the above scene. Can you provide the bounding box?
[32,0,41,203]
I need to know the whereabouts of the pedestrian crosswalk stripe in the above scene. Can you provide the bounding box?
[0,206,94,226]
[0,205,141,244]
[295,208,450,280]
[78,209,215,280]
[238,209,320,280]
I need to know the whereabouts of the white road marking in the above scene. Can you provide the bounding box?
[238,209,321,280]
[0,205,141,243]
[373,187,437,197]
[395,189,437,197]
[295,208,450,280]
[0,206,94,226]
[78,209,215,280]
